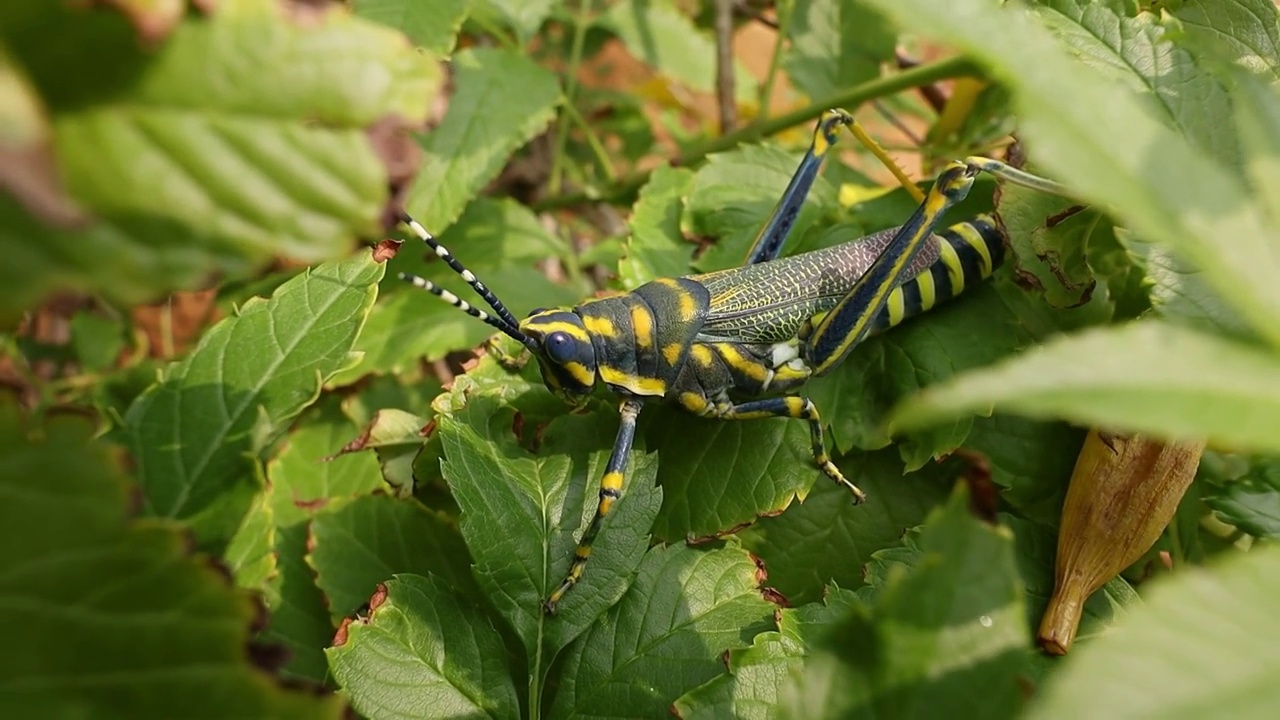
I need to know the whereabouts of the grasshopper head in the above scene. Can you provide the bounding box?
[519,308,598,406]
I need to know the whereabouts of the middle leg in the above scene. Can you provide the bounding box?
[680,393,866,503]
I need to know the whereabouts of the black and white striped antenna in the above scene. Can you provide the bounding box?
[397,212,538,351]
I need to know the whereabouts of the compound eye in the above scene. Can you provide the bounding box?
[544,331,576,364]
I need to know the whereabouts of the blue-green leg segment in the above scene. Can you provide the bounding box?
[703,396,865,503]
[544,398,644,615]
[805,162,980,376]
[744,109,854,265]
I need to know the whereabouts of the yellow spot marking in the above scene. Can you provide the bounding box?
[601,471,623,492]
[582,315,616,338]
[630,304,654,350]
[662,342,684,365]
[715,345,767,382]
[786,397,807,417]
[937,240,966,294]
[562,361,595,387]
[924,188,951,217]
[677,291,698,322]
[679,392,709,414]
[956,224,994,275]
[654,278,681,289]
[813,129,832,157]
[574,546,591,560]
[915,266,938,311]
[525,320,590,343]
[598,496,616,516]
[599,366,666,396]
[773,366,809,384]
[691,345,715,368]
[886,288,906,327]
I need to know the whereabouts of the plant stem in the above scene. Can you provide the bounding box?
[469,13,519,51]
[561,100,618,183]
[714,0,736,133]
[549,0,595,195]
[534,55,978,210]
[758,0,794,120]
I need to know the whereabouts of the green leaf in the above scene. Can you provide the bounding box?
[1204,459,1280,539]
[124,249,383,551]
[673,631,805,720]
[1165,0,1280,79]
[1119,228,1254,337]
[1028,546,1280,719]
[809,273,1106,463]
[333,197,581,385]
[353,0,469,55]
[69,310,126,373]
[646,405,815,543]
[892,320,1280,455]
[438,390,664,661]
[860,0,1280,349]
[604,0,757,105]
[961,415,1086,527]
[224,486,276,589]
[310,493,479,620]
[619,164,695,290]
[327,574,520,720]
[547,544,776,719]
[673,591,860,720]
[685,144,838,273]
[1033,0,1240,171]
[0,399,343,718]
[776,489,1029,720]
[338,266,579,380]
[783,0,895,101]
[736,449,954,606]
[328,406,433,495]
[1219,49,1280,227]
[341,373,442,427]
[856,514,1139,684]
[268,400,387,527]
[408,47,561,231]
[476,0,556,43]
[0,0,437,316]
[261,523,336,684]
[998,188,1110,309]
[397,196,570,272]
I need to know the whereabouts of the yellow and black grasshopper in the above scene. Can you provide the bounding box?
[399,109,1059,613]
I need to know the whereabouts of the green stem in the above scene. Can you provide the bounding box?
[562,101,618,183]
[757,0,794,121]
[160,297,175,359]
[469,13,519,51]
[533,55,979,210]
[528,635,544,720]
[549,0,595,195]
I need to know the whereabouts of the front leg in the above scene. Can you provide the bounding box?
[544,397,644,615]
[677,393,865,503]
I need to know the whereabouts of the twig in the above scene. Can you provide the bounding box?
[896,50,948,113]
[714,0,737,133]
[871,100,922,146]
[734,3,780,30]
[757,0,793,121]
[532,55,978,210]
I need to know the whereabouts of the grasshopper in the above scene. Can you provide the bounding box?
[400,109,1055,613]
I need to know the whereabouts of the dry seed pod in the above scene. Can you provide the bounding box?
[1038,430,1206,655]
